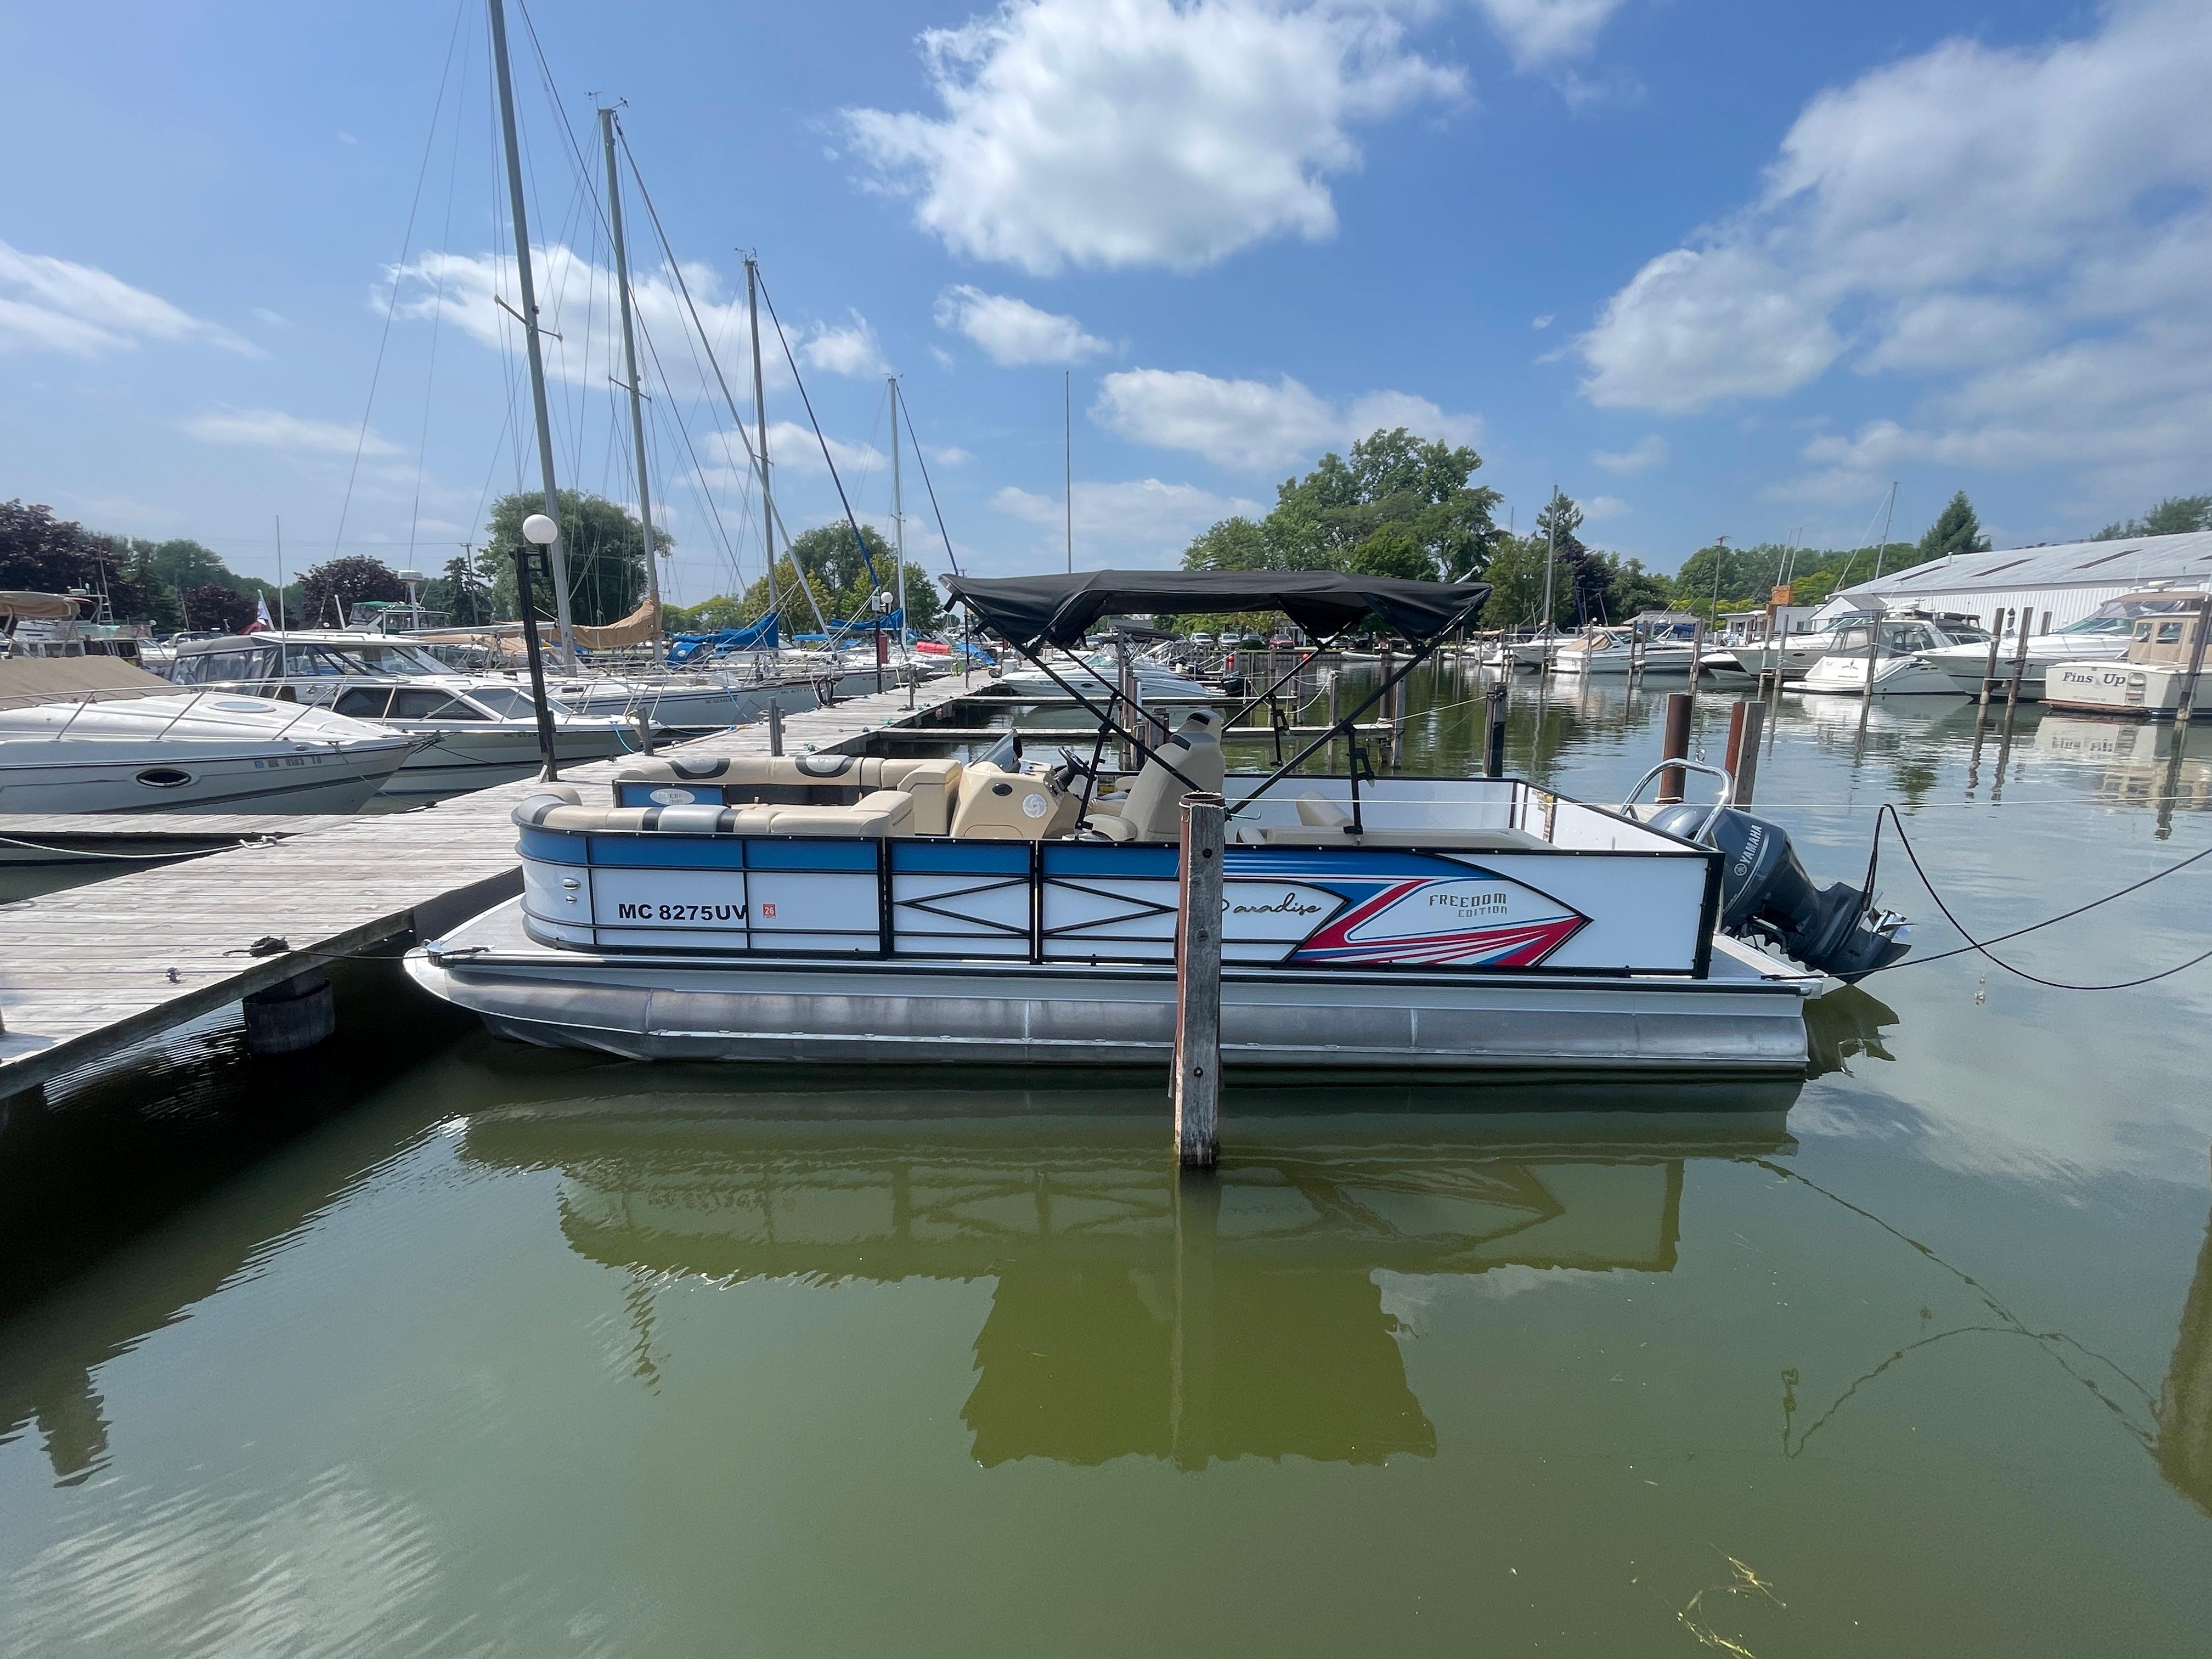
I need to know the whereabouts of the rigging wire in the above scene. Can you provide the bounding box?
[333,0,469,560]
[891,386,963,575]
[405,11,475,586]
[754,269,884,606]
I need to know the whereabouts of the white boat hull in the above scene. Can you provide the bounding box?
[411,900,1816,1076]
[552,676,823,730]
[0,742,410,814]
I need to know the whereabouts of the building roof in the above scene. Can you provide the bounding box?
[1835,531,2212,605]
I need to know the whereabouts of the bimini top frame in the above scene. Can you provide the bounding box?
[944,568,1491,821]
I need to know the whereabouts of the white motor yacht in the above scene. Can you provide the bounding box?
[1920,590,2206,702]
[0,668,413,814]
[1551,628,1698,676]
[1796,616,1989,697]
[164,631,657,799]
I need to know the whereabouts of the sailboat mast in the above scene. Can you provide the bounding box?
[890,375,907,634]
[600,105,662,642]
[1873,479,1898,580]
[1064,369,1073,575]
[1540,486,1558,637]
[746,258,774,586]
[488,0,576,668]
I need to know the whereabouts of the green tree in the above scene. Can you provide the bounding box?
[1477,535,1556,630]
[297,555,405,628]
[426,552,494,625]
[1347,522,1440,582]
[1917,491,1989,561]
[1182,427,1502,586]
[0,501,151,618]
[179,583,258,634]
[2094,494,2212,540]
[484,490,669,626]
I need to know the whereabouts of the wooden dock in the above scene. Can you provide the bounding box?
[0,679,968,1102]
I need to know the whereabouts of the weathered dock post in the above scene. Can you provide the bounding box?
[1977,610,2010,710]
[1688,616,1707,692]
[1657,692,1693,803]
[1173,792,1226,1169]
[768,700,785,757]
[2004,611,2034,713]
[1483,680,1508,778]
[2174,595,2211,731]
[1723,699,1765,806]
[243,970,335,1056]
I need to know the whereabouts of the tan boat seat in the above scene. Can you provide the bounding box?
[513,786,916,838]
[1087,710,1226,842]
[611,754,962,834]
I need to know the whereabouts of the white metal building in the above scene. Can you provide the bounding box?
[1814,530,2212,633]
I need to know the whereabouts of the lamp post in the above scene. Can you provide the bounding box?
[517,513,564,781]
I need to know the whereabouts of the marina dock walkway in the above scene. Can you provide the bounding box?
[0,678,970,1103]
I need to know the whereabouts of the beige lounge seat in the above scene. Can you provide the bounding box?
[1087,710,1226,842]
[612,754,962,834]
[512,786,916,838]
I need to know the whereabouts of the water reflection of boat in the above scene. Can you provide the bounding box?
[2035,716,2212,812]
[1803,985,1900,1077]
[460,1103,1792,1469]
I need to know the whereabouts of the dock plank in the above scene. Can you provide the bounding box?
[0,680,968,1098]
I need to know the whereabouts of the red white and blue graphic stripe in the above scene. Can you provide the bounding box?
[1223,850,1589,969]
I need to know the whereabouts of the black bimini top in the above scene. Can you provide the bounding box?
[943,569,1491,649]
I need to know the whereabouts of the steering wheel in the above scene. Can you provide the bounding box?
[1048,744,1100,795]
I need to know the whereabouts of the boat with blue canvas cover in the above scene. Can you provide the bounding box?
[408,572,1911,1079]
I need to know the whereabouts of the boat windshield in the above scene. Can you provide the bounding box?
[291,640,452,676]
[2058,595,2204,635]
[467,684,558,718]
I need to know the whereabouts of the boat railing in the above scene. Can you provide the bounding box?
[1616,759,1735,843]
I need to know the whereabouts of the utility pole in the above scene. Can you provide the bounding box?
[488,0,577,669]
[600,104,663,644]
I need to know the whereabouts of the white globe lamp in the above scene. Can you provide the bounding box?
[522,513,558,546]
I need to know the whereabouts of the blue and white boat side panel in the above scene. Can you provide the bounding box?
[516,827,1717,975]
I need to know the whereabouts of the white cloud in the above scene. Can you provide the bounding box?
[1531,313,1554,329]
[1591,433,1666,473]
[680,421,887,494]
[179,406,399,458]
[798,310,889,377]
[933,285,1109,365]
[0,239,252,358]
[1472,0,1630,69]
[841,0,1463,274]
[994,476,1262,564]
[1092,368,1479,470]
[1576,0,2212,506]
[385,245,765,397]
[924,444,972,466]
[1581,493,1630,522]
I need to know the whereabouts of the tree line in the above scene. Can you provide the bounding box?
[1174,435,2208,632]
[0,490,938,640]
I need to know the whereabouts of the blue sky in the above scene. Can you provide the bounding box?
[4,0,2208,607]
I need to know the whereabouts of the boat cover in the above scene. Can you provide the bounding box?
[944,570,1490,648]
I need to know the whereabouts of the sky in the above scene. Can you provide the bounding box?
[3,0,2209,610]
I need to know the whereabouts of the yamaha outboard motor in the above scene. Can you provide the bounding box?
[1646,805,1910,982]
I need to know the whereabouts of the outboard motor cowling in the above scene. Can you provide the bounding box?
[1645,805,1910,982]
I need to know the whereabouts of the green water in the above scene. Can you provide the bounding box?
[3,669,2210,1656]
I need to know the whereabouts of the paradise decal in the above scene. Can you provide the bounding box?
[1223,850,1589,968]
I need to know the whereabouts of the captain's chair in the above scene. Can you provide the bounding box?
[1088,710,1225,841]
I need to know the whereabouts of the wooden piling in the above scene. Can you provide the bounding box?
[768,700,785,757]
[1977,611,2008,709]
[1723,699,1765,806]
[1860,605,1884,703]
[1483,681,1508,778]
[1173,791,1226,1169]
[2175,594,2211,730]
[2005,611,2033,712]
[1657,691,1692,803]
